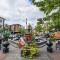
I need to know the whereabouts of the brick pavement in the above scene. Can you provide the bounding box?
[48,49,60,60]
[47,41,60,60]
[4,45,22,60]
[0,50,6,60]
[2,41,60,60]
[4,45,51,60]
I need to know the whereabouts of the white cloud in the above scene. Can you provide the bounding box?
[0,0,44,27]
[0,0,9,18]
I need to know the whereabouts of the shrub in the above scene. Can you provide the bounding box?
[49,37,56,41]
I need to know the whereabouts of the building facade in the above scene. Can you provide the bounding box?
[9,24,24,33]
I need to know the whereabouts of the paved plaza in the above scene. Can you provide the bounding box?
[0,42,60,60]
[0,50,6,60]
[4,45,51,60]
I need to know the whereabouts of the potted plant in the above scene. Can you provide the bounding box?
[21,40,38,59]
[21,43,38,58]
[2,31,10,53]
[49,37,56,41]
[46,40,53,53]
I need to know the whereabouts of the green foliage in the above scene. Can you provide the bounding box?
[49,37,56,41]
[32,0,60,15]
[3,31,11,41]
[32,0,60,31]
[35,24,42,32]
[27,24,32,33]
[32,35,36,43]
[21,42,38,59]
[19,28,26,34]
[37,18,43,24]
[50,12,60,30]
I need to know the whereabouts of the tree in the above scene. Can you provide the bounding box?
[32,0,60,15]
[3,31,11,41]
[37,18,43,24]
[19,28,26,34]
[35,23,42,32]
[32,0,60,31]
[27,24,32,33]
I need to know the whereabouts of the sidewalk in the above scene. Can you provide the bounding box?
[0,50,6,60]
[48,42,60,60]
[4,45,22,60]
[2,42,60,60]
[4,45,51,60]
[48,49,60,60]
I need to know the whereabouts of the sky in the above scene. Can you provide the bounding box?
[0,0,44,27]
